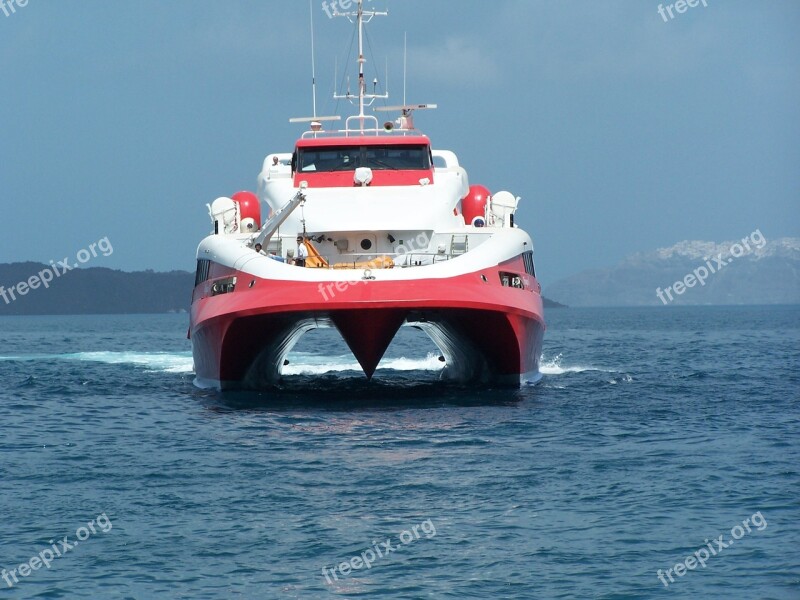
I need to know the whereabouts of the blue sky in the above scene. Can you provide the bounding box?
[1,0,798,284]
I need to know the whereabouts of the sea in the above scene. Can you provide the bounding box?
[0,305,798,599]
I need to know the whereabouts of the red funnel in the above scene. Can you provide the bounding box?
[331,309,406,379]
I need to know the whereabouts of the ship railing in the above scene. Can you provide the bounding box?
[394,252,453,267]
[306,252,454,269]
[300,124,425,139]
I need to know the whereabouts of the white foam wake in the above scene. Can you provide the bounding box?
[68,351,195,373]
[283,352,445,375]
[539,353,609,375]
[0,351,195,373]
[0,350,445,376]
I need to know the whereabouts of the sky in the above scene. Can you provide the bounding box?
[1,0,798,284]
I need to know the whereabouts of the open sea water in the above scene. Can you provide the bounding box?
[0,306,798,599]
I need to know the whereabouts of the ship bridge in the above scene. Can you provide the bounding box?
[292,135,434,188]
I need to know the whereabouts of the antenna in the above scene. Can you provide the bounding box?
[290,0,340,130]
[309,0,318,117]
[333,0,389,128]
[403,32,407,106]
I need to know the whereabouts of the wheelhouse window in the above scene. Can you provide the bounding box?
[296,145,431,172]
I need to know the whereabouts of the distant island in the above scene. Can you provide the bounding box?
[546,237,800,307]
[0,263,566,315]
[543,297,567,309]
[0,263,193,316]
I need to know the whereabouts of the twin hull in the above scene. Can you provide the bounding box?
[190,230,545,390]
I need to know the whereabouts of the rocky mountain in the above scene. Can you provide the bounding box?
[545,237,800,307]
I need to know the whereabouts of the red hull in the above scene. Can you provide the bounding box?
[190,265,545,390]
